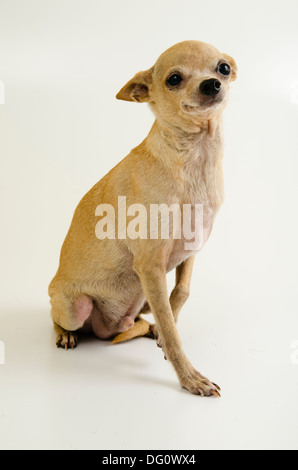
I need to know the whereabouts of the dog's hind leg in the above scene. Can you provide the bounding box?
[54,323,79,349]
[111,317,151,344]
[50,291,93,349]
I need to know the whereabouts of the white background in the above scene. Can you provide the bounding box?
[0,0,298,450]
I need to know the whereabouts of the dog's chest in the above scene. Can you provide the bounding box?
[167,133,224,271]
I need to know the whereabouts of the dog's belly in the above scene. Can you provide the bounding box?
[80,208,215,337]
[83,290,146,339]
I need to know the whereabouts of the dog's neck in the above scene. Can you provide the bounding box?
[146,116,223,168]
[145,116,225,210]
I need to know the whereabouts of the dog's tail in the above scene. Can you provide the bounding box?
[111,317,152,344]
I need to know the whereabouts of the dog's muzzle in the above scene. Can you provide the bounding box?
[199,79,221,96]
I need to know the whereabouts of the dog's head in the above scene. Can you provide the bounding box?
[116,41,237,130]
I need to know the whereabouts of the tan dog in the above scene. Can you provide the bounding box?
[49,40,237,397]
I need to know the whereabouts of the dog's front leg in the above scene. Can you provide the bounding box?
[133,258,220,397]
[170,255,195,323]
[148,256,195,347]
[140,256,195,321]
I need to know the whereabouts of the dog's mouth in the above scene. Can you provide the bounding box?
[181,95,223,114]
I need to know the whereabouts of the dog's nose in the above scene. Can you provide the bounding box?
[199,79,221,96]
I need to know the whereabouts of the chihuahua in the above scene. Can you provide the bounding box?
[49,41,237,397]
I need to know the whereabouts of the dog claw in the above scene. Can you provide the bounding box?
[181,370,221,397]
[212,382,221,391]
[56,332,78,350]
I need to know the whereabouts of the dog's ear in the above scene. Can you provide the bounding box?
[222,53,238,81]
[116,67,154,102]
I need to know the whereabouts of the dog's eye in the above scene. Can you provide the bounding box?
[167,74,183,87]
[218,63,231,76]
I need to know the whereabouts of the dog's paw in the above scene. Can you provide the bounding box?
[180,369,221,397]
[148,324,163,348]
[56,331,78,350]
